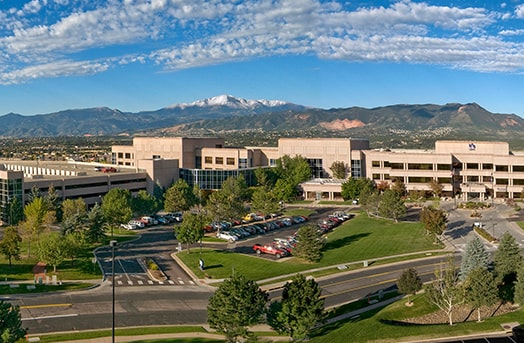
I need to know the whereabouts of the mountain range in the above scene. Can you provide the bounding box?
[2,95,524,149]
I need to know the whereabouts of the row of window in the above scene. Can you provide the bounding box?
[204,156,236,165]
[371,173,524,186]
[372,161,524,172]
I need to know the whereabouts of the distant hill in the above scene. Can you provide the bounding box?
[2,96,524,150]
[0,95,307,137]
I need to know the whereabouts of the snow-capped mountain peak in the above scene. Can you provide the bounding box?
[168,95,289,109]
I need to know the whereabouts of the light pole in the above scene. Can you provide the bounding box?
[110,240,117,343]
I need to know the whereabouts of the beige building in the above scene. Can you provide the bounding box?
[3,136,523,224]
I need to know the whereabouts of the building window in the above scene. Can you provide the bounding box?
[514,179,524,185]
[351,160,362,178]
[482,163,493,170]
[496,178,509,185]
[514,165,524,172]
[307,159,323,178]
[383,161,390,168]
[372,173,380,180]
[496,165,509,172]
[269,159,277,167]
[437,164,451,171]
[466,163,479,170]
[466,176,479,182]
[372,161,380,167]
[408,176,433,183]
[215,157,223,164]
[152,155,160,160]
[118,152,123,158]
[226,158,235,165]
[384,174,390,180]
[125,153,132,159]
[205,156,212,164]
[239,158,248,169]
[438,177,451,183]
[390,162,404,170]
[408,163,432,170]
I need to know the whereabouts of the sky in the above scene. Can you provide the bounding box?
[1,0,524,117]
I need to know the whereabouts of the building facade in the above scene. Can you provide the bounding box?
[2,136,523,224]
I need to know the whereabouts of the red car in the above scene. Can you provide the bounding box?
[252,243,289,258]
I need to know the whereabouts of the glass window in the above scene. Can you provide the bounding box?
[437,164,451,171]
[372,161,380,167]
[372,173,380,180]
[482,163,493,170]
[390,162,404,170]
[466,163,478,170]
[226,158,235,165]
[215,157,223,164]
[514,165,524,172]
[351,160,362,178]
[205,156,212,164]
[496,165,509,172]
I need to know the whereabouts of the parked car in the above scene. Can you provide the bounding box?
[252,243,289,258]
[120,223,137,230]
[216,230,239,242]
[129,220,145,228]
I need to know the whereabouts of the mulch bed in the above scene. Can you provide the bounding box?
[402,302,518,325]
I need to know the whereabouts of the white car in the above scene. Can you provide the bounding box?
[120,223,137,230]
[129,220,145,228]
[216,230,239,242]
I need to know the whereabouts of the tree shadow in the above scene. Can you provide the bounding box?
[324,233,370,251]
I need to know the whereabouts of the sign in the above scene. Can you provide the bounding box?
[468,143,476,151]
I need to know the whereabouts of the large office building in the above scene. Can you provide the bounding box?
[1,136,523,224]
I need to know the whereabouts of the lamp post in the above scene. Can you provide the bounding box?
[110,240,117,343]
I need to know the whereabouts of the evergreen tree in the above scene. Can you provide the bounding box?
[397,268,423,304]
[86,203,106,243]
[7,196,23,226]
[459,235,490,281]
[514,262,524,305]
[293,224,324,263]
[267,273,326,341]
[133,189,160,216]
[494,232,522,284]
[46,184,62,222]
[0,226,21,267]
[0,300,26,343]
[207,273,268,342]
[206,176,246,223]
[463,267,499,322]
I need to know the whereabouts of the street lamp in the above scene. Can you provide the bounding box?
[110,240,118,343]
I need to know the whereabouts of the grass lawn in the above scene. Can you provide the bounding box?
[177,213,439,281]
[310,293,523,343]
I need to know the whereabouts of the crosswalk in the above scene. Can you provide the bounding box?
[109,275,196,287]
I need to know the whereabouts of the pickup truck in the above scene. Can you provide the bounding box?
[252,243,289,258]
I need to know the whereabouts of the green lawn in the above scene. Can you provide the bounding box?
[310,294,523,343]
[177,213,439,281]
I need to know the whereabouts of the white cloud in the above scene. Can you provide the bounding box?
[515,4,524,18]
[1,0,523,83]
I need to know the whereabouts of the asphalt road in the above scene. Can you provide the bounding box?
[6,202,524,340]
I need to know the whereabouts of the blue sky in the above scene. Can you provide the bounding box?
[1,0,524,117]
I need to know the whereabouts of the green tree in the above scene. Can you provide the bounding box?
[494,232,522,283]
[329,161,347,179]
[21,196,55,257]
[0,300,26,343]
[459,235,490,281]
[273,155,311,201]
[420,206,447,243]
[36,232,67,273]
[293,224,324,263]
[101,188,133,228]
[207,273,268,342]
[397,268,423,305]
[341,177,374,201]
[0,226,21,267]
[86,203,106,243]
[391,179,406,196]
[378,189,406,222]
[61,198,87,235]
[133,189,160,216]
[360,187,380,217]
[63,231,85,266]
[46,184,62,222]
[164,179,198,212]
[175,211,204,253]
[463,267,499,322]
[254,167,277,188]
[426,257,463,326]
[514,262,524,305]
[251,186,280,218]
[6,196,23,226]
[206,176,246,223]
[267,273,326,341]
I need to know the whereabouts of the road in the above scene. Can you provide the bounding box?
[6,202,524,340]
